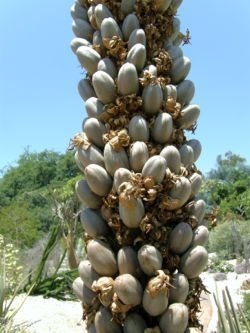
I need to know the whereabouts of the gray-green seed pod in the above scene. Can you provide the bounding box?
[87,239,118,276]
[128,115,149,142]
[95,4,113,29]
[101,18,123,48]
[177,80,195,105]
[142,64,158,77]
[169,222,193,254]
[119,193,145,228]
[128,29,146,50]
[75,179,102,208]
[151,113,173,144]
[176,104,200,130]
[93,30,104,48]
[76,135,105,168]
[121,0,136,15]
[78,79,96,101]
[85,97,105,120]
[142,155,167,184]
[74,151,85,172]
[80,208,109,238]
[104,143,130,177]
[117,247,140,277]
[186,139,202,162]
[95,307,122,333]
[191,225,209,247]
[129,141,149,172]
[179,144,194,168]
[169,273,189,303]
[168,176,191,209]
[98,57,117,79]
[113,168,132,193]
[164,43,183,60]
[142,289,168,317]
[87,324,97,333]
[142,83,163,115]
[87,5,96,29]
[122,13,140,41]
[71,37,91,53]
[71,2,88,20]
[72,19,94,41]
[76,46,101,74]
[92,71,116,104]
[83,118,106,148]
[123,313,147,333]
[186,199,206,224]
[85,164,112,196]
[138,245,162,276]
[118,63,139,96]
[189,172,202,197]
[170,0,183,12]
[169,17,180,41]
[114,274,143,306]
[180,245,208,279]
[162,84,177,101]
[160,145,181,174]
[78,260,101,289]
[72,278,97,305]
[170,56,191,84]
[127,44,146,72]
[159,303,189,333]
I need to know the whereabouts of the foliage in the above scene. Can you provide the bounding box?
[207,256,234,273]
[242,293,250,324]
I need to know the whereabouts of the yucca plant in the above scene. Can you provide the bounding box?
[69,0,210,332]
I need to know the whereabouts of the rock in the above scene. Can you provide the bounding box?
[213,273,227,281]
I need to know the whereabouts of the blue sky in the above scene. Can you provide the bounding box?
[0,0,250,175]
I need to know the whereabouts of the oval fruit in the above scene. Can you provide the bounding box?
[191,225,209,247]
[138,245,162,276]
[128,115,149,142]
[129,141,149,172]
[122,13,140,41]
[71,37,91,53]
[118,247,140,277]
[78,79,96,101]
[160,145,181,174]
[170,56,191,84]
[128,29,146,50]
[168,177,191,210]
[114,274,143,306]
[95,4,113,29]
[75,179,102,208]
[176,104,200,130]
[127,44,146,72]
[72,19,94,41]
[104,143,130,177]
[98,57,117,79]
[85,164,112,196]
[85,97,104,120]
[119,194,145,228]
[142,83,163,115]
[83,118,106,148]
[76,46,101,74]
[142,155,167,184]
[92,71,116,104]
[169,273,189,303]
[142,288,168,316]
[177,80,195,105]
[159,303,189,333]
[123,313,147,333]
[179,144,194,168]
[113,168,132,193]
[117,63,139,96]
[186,139,202,162]
[95,306,122,333]
[180,245,208,279]
[78,260,101,289]
[152,112,173,144]
[101,17,123,48]
[80,208,108,238]
[169,222,193,254]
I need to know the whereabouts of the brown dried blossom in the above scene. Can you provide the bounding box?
[165,96,182,120]
[92,277,114,308]
[106,36,127,65]
[103,129,130,151]
[146,270,172,297]
[152,49,172,77]
[69,132,91,150]
[111,293,133,314]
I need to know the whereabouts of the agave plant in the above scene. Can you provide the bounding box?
[70,0,209,332]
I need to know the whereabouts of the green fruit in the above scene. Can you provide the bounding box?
[119,191,145,228]
[95,4,113,29]
[83,118,106,148]
[76,46,101,74]
[123,313,147,333]
[170,56,191,84]
[169,273,189,303]
[75,179,102,208]
[159,303,189,333]
[92,71,116,104]
[118,247,140,277]
[101,17,123,47]
[129,141,149,172]
[95,307,122,333]
[160,145,181,174]
[180,245,208,279]
[122,13,140,41]
[78,260,101,289]
[151,113,173,144]
[128,29,146,50]
[71,37,91,53]
[118,63,139,96]
[85,164,112,196]
[114,274,143,306]
[138,245,162,276]
[177,80,195,105]
[169,222,193,254]
[142,83,163,115]
[78,78,96,101]
[85,97,105,120]
[72,19,94,41]
[176,104,200,130]
[98,57,117,79]
[127,44,147,72]
[104,143,130,177]
[142,155,167,184]
[128,115,149,142]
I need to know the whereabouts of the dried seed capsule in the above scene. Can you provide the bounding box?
[76,46,101,74]
[121,0,136,15]
[179,144,194,168]
[138,245,162,276]
[151,113,173,144]
[118,247,140,277]
[113,168,132,193]
[176,104,200,130]
[72,278,98,306]
[142,83,163,115]
[83,118,106,148]
[101,18,123,48]
[123,313,147,333]
[189,172,202,197]
[114,274,143,306]
[87,239,118,276]
[169,273,189,303]
[104,143,130,177]
[71,37,91,53]
[85,164,112,196]
[186,139,202,162]
[85,97,105,120]
[142,156,167,184]
[129,141,149,172]
[92,71,116,104]
[168,176,191,210]
[128,115,149,142]
[127,44,146,72]
[180,245,208,279]
[80,208,109,238]
[117,63,139,96]
[75,179,102,208]
[71,2,88,20]
[170,56,191,84]
[78,79,96,101]
[95,306,122,333]
[128,29,146,50]
[142,64,158,77]
[119,192,145,228]
[177,80,195,105]
[92,276,114,307]
[72,19,94,41]
[159,303,189,333]
[186,199,206,224]
[191,225,209,247]
[162,84,177,101]
[169,222,193,254]
[78,260,101,289]
[95,4,113,29]
[122,13,140,41]
[98,57,117,79]
[169,17,180,41]
[160,145,181,174]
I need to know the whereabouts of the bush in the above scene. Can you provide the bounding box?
[207,256,234,273]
